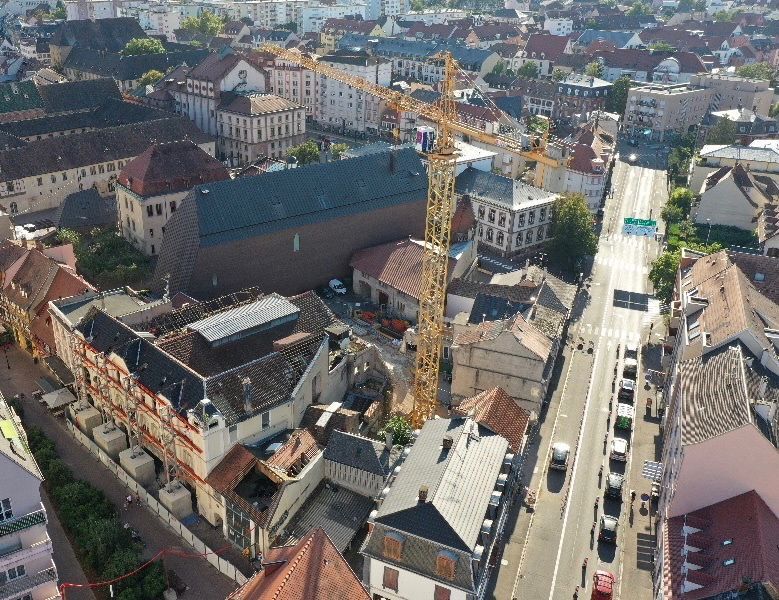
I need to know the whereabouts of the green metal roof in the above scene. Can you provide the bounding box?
[0,508,46,537]
[0,81,43,116]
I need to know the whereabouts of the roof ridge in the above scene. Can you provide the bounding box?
[271,530,316,598]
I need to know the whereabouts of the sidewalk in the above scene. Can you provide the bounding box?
[0,345,238,600]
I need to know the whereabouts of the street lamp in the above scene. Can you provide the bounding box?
[706,218,712,246]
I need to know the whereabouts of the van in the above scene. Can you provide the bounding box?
[615,403,634,430]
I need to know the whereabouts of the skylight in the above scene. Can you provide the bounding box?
[723,558,735,566]
[722,539,732,546]
[755,273,765,282]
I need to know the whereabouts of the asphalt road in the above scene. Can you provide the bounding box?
[497,144,669,600]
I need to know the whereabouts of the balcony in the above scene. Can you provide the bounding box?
[0,509,47,539]
[0,566,57,600]
[0,535,53,563]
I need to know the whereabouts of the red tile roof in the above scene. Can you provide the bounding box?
[568,142,601,174]
[117,140,229,197]
[453,387,531,452]
[523,33,570,61]
[451,197,476,236]
[350,238,456,301]
[592,49,706,73]
[663,490,779,599]
[264,429,319,476]
[227,527,370,600]
[322,18,380,34]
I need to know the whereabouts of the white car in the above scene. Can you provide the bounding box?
[328,279,347,295]
[550,442,571,471]
[610,438,628,462]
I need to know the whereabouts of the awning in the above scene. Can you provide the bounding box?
[41,388,76,411]
[43,355,75,387]
[642,460,663,482]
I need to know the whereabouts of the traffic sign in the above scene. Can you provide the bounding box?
[624,217,656,227]
[623,217,657,237]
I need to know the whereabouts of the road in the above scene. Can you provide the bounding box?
[493,143,668,600]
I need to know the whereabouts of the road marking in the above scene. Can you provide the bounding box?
[559,414,568,418]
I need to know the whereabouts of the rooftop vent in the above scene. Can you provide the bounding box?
[442,434,453,450]
[418,485,429,503]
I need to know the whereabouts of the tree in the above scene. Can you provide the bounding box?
[706,117,737,145]
[585,61,604,78]
[605,75,631,114]
[278,21,297,32]
[713,9,742,22]
[181,11,224,36]
[137,69,164,88]
[381,415,413,446]
[50,0,66,19]
[552,68,567,81]
[736,62,776,82]
[667,187,694,217]
[649,41,676,51]
[121,38,165,56]
[548,193,598,271]
[516,62,539,79]
[649,250,680,304]
[627,0,650,15]
[661,203,684,224]
[60,228,152,288]
[330,143,348,159]
[287,140,320,165]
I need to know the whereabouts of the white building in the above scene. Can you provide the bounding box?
[65,0,116,20]
[173,47,266,137]
[456,167,557,257]
[543,16,572,36]
[317,53,390,134]
[298,2,367,34]
[0,0,54,17]
[397,7,466,23]
[270,56,321,119]
[0,395,60,600]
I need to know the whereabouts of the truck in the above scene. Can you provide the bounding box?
[615,403,634,430]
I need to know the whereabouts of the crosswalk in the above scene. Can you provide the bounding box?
[641,298,661,328]
[593,254,649,275]
[578,323,642,343]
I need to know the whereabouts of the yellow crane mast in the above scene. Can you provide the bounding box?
[260,45,563,428]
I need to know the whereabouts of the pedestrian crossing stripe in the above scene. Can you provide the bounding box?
[579,325,641,342]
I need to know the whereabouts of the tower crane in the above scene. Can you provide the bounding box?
[261,45,563,428]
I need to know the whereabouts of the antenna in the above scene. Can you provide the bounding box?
[163,273,170,303]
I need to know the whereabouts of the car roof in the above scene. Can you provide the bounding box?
[607,472,624,485]
[602,515,618,528]
[552,442,570,451]
[612,438,628,450]
[621,378,635,387]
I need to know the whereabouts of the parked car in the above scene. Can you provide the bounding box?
[604,472,624,501]
[624,343,639,362]
[316,286,335,299]
[622,357,638,379]
[328,279,347,295]
[618,378,636,402]
[549,442,570,471]
[591,571,616,600]
[610,438,628,462]
[599,515,618,544]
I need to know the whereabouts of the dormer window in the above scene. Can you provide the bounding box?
[436,550,457,580]
[723,558,735,566]
[722,539,733,545]
[383,533,404,560]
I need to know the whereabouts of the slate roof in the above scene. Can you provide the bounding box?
[575,29,637,48]
[453,387,531,452]
[0,80,42,116]
[189,47,243,82]
[456,167,556,210]
[663,490,779,599]
[323,429,391,476]
[228,528,370,600]
[363,417,508,592]
[55,188,117,230]
[36,78,121,114]
[117,140,229,197]
[50,17,146,52]
[468,292,529,324]
[63,47,210,81]
[454,313,553,360]
[217,92,303,115]
[0,117,213,181]
[264,429,319,475]
[374,38,496,70]
[448,278,539,303]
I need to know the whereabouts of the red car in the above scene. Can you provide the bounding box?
[591,570,616,599]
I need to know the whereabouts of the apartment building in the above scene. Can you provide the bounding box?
[269,57,320,119]
[116,141,229,256]
[65,0,115,20]
[217,93,306,164]
[0,394,59,600]
[689,72,774,115]
[624,83,711,142]
[374,39,500,83]
[298,2,367,34]
[456,168,557,257]
[318,53,391,134]
[543,16,573,36]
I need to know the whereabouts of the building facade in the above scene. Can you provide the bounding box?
[624,83,711,142]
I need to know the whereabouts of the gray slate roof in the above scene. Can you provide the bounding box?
[63,47,209,81]
[191,147,426,247]
[56,188,117,230]
[36,78,121,114]
[456,167,513,207]
[323,429,391,476]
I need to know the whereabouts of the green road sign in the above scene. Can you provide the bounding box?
[624,217,657,227]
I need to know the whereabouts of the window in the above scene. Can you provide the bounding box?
[537,228,544,241]
[149,229,154,238]
[486,228,494,242]
[540,207,547,221]
[526,230,533,244]
[518,213,525,227]
[170,201,176,212]
[478,224,483,238]
[147,205,153,217]
[0,498,11,522]
[293,233,300,252]
[498,212,506,227]
[434,586,451,600]
[436,551,456,580]
[488,208,495,223]
[90,166,96,175]
[516,233,522,246]
[98,164,105,174]
[155,203,162,216]
[497,231,504,246]
[151,244,155,255]
[383,534,404,559]
[261,411,270,429]
[382,566,399,591]
[50,175,56,184]
[528,211,535,225]
[36,177,42,186]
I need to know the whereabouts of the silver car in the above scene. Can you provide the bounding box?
[550,442,571,471]
[610,438,628,462]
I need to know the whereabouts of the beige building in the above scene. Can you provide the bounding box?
[0,394,60,600]
[217,93,306,166]
[450,313,554,414]
[116,141,229,256]
[625,83,711,142]
[689,73,774,115]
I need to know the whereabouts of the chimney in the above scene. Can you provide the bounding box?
[242,377,252,413]
[442,434,453,450]
[418,485,429,503]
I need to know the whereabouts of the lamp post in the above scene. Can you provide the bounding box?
[706,218,712,246]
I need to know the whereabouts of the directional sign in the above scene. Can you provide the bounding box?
[624,217,657,227]
[623,217,657,237]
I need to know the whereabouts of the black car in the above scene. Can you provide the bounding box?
[604,472,624,501]
[316,286,335,299]
[599,515,618,544]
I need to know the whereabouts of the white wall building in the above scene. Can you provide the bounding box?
[323,430,392,498]
[543,16,572,36]
[298,2,366,34]
[0,395,60,600]
[65,0,116,20]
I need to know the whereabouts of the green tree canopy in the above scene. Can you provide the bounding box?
[627,0,651,15]
[49,0,66,19]
[381,415,413,446]
[585,61,604,78]
[287,140,321,165]
[706,117,737,145]
[552,68,567,81]
[138,69,164,88]
[649,250,680,304]
[735,62,776,83]
[548,193,598,271]
[713,9,742,22]
[605,75,631,115]
[516,62,539,79]
[181,11,225,36]
[121,38,165,56]
[649,41,676,51]
[330,143,349,159]
[662,187,694,225]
